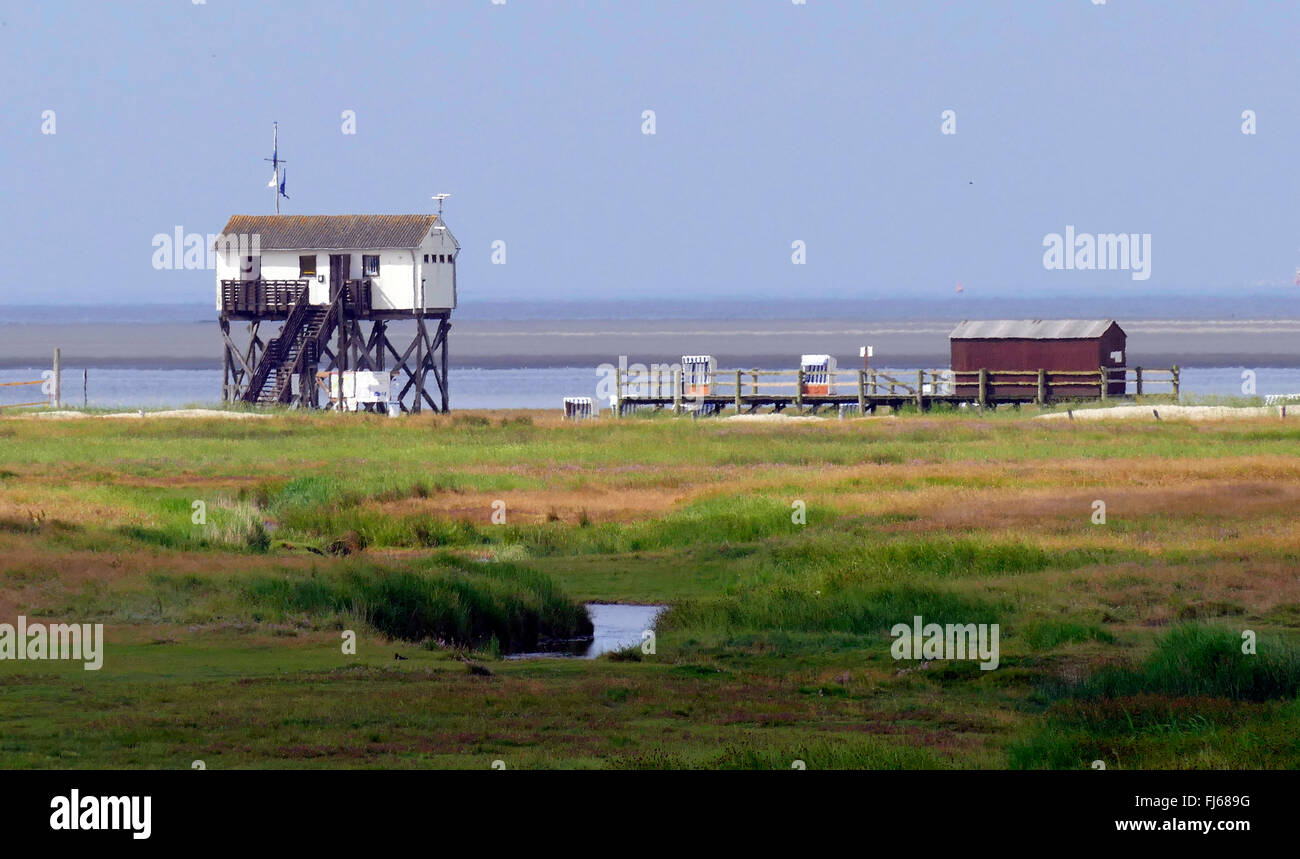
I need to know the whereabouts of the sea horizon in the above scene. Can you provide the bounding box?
[2,294,1298,372]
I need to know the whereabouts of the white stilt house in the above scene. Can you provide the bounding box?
[215,213,460,411]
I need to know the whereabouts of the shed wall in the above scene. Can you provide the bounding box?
[951,330,1127,398]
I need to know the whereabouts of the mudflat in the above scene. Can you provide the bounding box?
[2,317,1298,369]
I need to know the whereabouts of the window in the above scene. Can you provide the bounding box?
[363,254,381,277]
[423,254,429,263]
[298,255,316,277]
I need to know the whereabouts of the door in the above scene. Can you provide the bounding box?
[328,254,350,302]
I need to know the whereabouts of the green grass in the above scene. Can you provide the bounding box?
[1010,626,1300,769]
[661,584,1003,637]
[1075,625,1300,702]
[3,410,1300,768]
[240,559,593,651]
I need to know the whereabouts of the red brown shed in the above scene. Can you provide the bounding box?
[950,319,1126,400]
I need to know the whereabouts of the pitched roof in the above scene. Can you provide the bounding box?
[217,214,441,250]
[949,319,1120,340]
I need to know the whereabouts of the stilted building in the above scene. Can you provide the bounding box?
[215,213,458,411]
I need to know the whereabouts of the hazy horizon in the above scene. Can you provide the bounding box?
[2,290,1297,323]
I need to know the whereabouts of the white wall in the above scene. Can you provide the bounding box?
[213,247,245,310]
[416,226,459,310]
[214,223,458,312]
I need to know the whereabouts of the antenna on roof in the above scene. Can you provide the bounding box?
[432,193,450,221]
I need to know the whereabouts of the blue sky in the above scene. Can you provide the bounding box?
[3,0,1300,306]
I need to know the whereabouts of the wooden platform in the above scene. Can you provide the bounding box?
[219,279,451,412]
[611,366,1180,416]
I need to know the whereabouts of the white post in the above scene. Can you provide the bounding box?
[51,348,61,409]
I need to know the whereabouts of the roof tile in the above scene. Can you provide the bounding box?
[949,319,1120,340]
[218,214,440,250]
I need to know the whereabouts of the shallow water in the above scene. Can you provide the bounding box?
[3,365,1296,410]
[507,603,666,660]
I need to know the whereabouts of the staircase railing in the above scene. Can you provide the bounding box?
[341,279,372,315]
[242,290,315,403]
[241,281,365,405]
[267,291,346,404]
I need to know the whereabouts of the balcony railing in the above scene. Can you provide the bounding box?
[338,279,372,315]
[221,278,373,316]
[220,279,308,315]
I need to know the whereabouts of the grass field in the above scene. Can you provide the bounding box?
[1,407,1299,769]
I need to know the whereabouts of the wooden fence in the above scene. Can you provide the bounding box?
[611,364,1180,415]
[0,378,47,410]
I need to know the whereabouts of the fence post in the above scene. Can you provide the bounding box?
[83,369,88,409]
[1099,366,1107,402]
[672,369,682,414]
[734,369,742,413]
[795,368,805,414]
[613,365,622,419]
[1135,366,1143,397]
[916,369,924,411]
[221,322,231,403]
[857,369,866,414]
[51,348,61,409]
[1036,368,1046,405]
[1171,365,1180,402]
[978,368,987,409]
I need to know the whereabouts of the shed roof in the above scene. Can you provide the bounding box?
[218,214,441,250]
[949,319,1120,340]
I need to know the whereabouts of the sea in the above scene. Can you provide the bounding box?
[2,298,1298,409]
[3,365,1295,410]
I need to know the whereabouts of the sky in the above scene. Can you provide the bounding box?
[3,0,1300,307]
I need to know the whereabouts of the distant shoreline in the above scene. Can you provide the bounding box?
[1,317,1296,370]
[2,356,1298,371]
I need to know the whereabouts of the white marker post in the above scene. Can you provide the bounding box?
[51,348,61,409]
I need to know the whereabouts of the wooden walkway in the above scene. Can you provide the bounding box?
[612,366,1180,416]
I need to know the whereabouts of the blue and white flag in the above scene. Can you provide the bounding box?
[267,121,280,187]
[279,168,288,199]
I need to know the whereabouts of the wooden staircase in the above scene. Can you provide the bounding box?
[242,294,339,406]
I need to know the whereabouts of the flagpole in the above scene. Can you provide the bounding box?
[264,121,287,214]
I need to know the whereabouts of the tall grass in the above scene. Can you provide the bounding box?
[1010,625,1300,768]
[240,559,592,652]
[661,584,1002,636]
[271,493,829,554]
[1077,624,1300,701]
